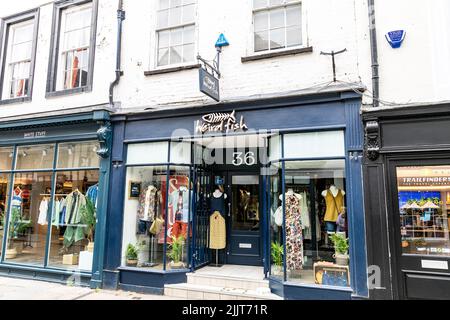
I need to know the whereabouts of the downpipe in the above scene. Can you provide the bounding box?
[109,0,125,107]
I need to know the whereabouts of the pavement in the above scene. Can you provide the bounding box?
[0,276,181,300]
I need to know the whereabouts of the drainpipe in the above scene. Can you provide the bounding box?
[368,0,380,108]
[109,0,125,107]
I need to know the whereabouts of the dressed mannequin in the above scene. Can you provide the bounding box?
[282,188,304,270]
[169,180,192,238]
[210,186,227,216]
[322,184,345,232]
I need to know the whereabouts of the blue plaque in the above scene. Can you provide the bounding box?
[386,30,406,49]
[215,33,229,48]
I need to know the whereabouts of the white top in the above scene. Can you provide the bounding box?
[213,189,227,199]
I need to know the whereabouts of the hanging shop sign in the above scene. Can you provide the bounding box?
[195,110,248,134]
[398,176,450,187]
[199,68,220,102]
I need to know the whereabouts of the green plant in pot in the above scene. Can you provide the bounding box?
[271,242,284,275]
[80,197,96,253]
[329,233,349,266]
[167,235,185,269]
[126,243,139,267]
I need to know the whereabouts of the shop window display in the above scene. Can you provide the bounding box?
[269,164,283,279]
[0,173,11,257]
[397,166,450,257]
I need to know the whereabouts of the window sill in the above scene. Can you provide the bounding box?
[0,96,32,105]
[144,63,201,76]
[241,46,313,63]
[46,86,92,98]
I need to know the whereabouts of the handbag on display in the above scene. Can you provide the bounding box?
[149,216,164,235]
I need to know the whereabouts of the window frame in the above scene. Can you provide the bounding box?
[153,0,198,70]
[251,0,307,55]
[0,9,39,105]
[46,0,98,98]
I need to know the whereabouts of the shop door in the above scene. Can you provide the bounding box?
[389,159,450,300]
[226,173,263,266]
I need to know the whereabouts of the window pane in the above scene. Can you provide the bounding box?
[57,141,100,169]
[286,5,302,27]
[170,46,182,64]
[284,131,346,159]
[127,142,169,165]
[171,28,183,46]
[169,6,182,26]
[160,0,170,9]
[269,0,284,6]
[183,43,194,62]
[270,167,283,279]
[170,141,192,164]
[47,170,99,271]
[270,9,285,29]
[15,145,55,170]
[122,166,168,270]
[4,172,53,266]
[11,42,32,62]
[172,0,182,8]
[284,160,349,286]
[65,7,92,31]
[286,26,302,47]
[253,0,268,9]
[167,166,191,270]
[0,147,14,171]
[158,48,169,66]
[158,30,170,48]
[157,9,169,29]
[397,166,450,257]
[254,11,269,32]
[183,26,195,44]
[254,31,269,52]
[269,28,285,49]
[12,23,34,44]
[182,4,195,24]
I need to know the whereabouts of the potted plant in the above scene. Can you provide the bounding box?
[271,242,284,275]
[3,208,29,259]
[80,197,96,253]
[329,233,350,266]
[125,243,139,267]
[167,235,185,269]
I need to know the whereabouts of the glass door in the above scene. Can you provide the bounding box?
[227,173,263,266]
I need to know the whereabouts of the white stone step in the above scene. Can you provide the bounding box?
[164,283,283,300]
[187,272,270,291]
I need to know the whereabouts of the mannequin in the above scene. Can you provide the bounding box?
[209,186,227,267]
[322,184,345,232]
[210,186,227,216]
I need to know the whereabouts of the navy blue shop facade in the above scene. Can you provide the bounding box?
[104,91,369,299]
[0,110,111,288]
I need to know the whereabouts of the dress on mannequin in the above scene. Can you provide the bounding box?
[210,188,227,216]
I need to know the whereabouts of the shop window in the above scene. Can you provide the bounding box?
[47,170,99,271]
[0,147,14,171]
[253,0,302,52]
[283,131,345,159]
[15,144,55,170]
[170,141,192,164]
[4,172,53,266]
[0,173,11,258]
[57,141,100,169]
[0,10,38,102]
[47,0,97,94]
[3,142,100,271]
[127,142,169,165]
[269,165,283,279]
[270,159,350,287]
[397,166,450,257]
[156,0,196,67]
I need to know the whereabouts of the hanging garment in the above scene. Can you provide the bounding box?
[38,198,49,225]
[324,189,344,222]
[59,198,67,225]
[86,184,99,209]
[169,188,190,223]
[172,188,188,238]
[11,191,22,208]
[209,211,226,249]
[137,186,158,222]
[65,190,87,225]
[52,199,61,228]
[300,191,312,240]
[285,194,304,270]
[210,193,225,215]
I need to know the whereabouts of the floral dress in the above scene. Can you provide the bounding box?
[285,194,304,270]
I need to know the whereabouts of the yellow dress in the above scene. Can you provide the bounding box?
[324,190,344,222]
[209,211,226,249]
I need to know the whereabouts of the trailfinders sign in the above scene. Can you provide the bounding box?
[196,110,248,134]
[398,176,450,187]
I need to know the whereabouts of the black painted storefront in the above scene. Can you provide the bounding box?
[363,103,450,300]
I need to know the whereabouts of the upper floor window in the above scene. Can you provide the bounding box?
[47,0,98,96]
[253,0,302,52]
[156,0,196,67]
[0,11,38,103]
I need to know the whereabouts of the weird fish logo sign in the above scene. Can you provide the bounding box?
[196,110,248,134]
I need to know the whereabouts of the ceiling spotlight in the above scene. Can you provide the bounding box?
[22,152,28,157]
[42,149,48,157]
[8,152,13,158]
[68,145,74,156]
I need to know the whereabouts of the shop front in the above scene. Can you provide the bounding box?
[104,91,368,299]
[0,110,111,288]
[363,104,450,300]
